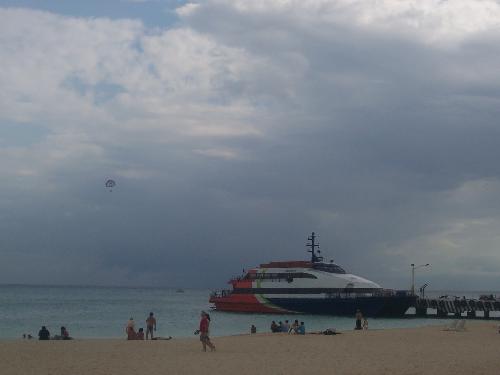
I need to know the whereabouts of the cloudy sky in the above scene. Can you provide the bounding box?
[1,0,500,290]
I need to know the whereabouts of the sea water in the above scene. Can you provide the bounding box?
[0,285,497,339]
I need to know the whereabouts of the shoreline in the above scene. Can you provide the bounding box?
[0,320,451,342]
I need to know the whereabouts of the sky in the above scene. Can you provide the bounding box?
[1,0,500,290]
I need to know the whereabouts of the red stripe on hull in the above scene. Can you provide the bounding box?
[209,294,285,314]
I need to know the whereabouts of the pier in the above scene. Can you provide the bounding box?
[410,296,500,319]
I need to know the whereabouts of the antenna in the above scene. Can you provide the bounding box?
[306,232,323,263]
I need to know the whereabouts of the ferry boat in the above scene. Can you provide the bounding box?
[209,232,415,317]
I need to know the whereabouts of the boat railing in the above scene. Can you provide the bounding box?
[210,289,233,298]
[325,289,413,299]
[376,289,413,297]
[229,275,245,283]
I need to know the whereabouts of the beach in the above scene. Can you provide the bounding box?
[1,321,499,375]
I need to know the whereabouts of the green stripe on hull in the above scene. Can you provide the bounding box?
[255,268,296,313]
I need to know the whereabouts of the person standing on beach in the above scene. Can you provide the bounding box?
[197,311,215,352]
[146,312,157,340]
[355,309,363,330]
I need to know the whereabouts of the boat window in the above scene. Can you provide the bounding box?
[244,272,317,280]
[312,263,346,274]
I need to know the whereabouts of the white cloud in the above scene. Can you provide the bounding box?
[0,7,266,187]
[176,2,200,16]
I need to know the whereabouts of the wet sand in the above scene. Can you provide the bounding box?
[2,321,499,375]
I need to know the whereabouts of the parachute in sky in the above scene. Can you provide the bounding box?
[105,179,116,192]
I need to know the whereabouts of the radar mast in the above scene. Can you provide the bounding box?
[306,232,323,263]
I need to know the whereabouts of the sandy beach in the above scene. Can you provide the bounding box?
[1,321,499,375]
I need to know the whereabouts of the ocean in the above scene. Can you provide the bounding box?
[0,285,497,339]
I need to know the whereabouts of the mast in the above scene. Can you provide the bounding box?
[306,232,323,263]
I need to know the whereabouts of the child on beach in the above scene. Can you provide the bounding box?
[136,328,145,340]
[362,318,369,330]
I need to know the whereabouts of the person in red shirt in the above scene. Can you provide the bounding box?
[197,311,215,352]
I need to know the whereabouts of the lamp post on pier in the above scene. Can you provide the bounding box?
[411,263,429,296]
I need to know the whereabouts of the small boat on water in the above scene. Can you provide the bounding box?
[176,289,185,293]
[209,232,415,317]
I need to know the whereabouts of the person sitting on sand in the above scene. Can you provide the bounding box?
[126,318,136,340]
[52,326,72,340]
[278,321,283,332]
[136,328,145,340]
[323,328,339,335]
[282,320,290,332]
[297,322,305,335]
[251,325,257,334]
[196,311,215,352]
[289,320,299,334]
[146,312,157,340]
[271,321,279,333]
[61,326,70,340]
[310,328,340,335]
[38,326,50,340]
[355,309,363,330]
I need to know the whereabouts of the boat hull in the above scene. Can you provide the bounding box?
[209,293,416,317]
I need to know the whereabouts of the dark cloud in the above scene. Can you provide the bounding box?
[2,2,500,290]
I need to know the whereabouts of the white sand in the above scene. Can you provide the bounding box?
[2,321,499,375]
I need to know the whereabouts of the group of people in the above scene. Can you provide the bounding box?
[270,320,306,334]
[31,309,367,346]
[267,310,367,335]
[30,326,72,340]
[125,312,158,340]
[125,311,214,352]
